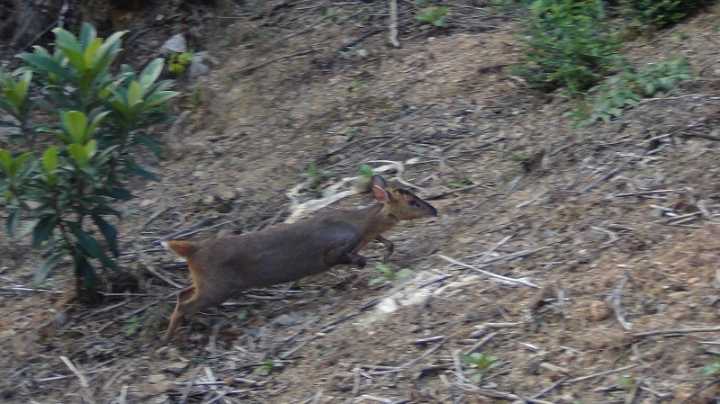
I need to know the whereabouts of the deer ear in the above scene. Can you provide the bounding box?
[372,184,390,202]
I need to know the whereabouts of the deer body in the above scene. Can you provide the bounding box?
[163,176,437,341]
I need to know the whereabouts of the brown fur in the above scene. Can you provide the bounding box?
[163,175,437,341]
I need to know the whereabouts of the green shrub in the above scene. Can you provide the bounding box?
[514,0,621,94]
[168,51,193,76]
[462,352,498,383]
[619,0,713,28]
[369,264,414,286]
[0,23,178,302]
[416,6,449,27]
[573,57,691,125]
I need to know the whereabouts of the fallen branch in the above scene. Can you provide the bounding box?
[564,364,637,384]
[0,286,62,294]
[234,49,316,76]
[437,254,540,288]
[426,183,486,200]
[531,377,568,400]
[453,383,553,404]
[582,158,634,193]
[607,272,631,330]
[60,356,95,404]
[464,331,497,355]
[633,326,720,338]
[613,189,679,198]
[680,380,720,404]
[369,337,446,375]
[681,132,720,142]
[388,0,400,48]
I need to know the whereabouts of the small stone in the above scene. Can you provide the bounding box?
[378,297,399,313]
[139,381,172,396]
[216,185,237,201]
[588,300,610,321]
[202,195,216,205]
[151,395,169,404]
[148,374,166,384]
[668,291,689,301]
[272,313,302,327]
[161,34,187,53]
[189,54,210,78]
[0,329,16,338]
[327,135,346,147]
[165,361,188,374]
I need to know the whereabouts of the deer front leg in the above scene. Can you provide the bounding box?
[324,232,367,269]
[375,235,394,263]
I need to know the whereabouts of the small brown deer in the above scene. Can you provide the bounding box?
[162,175,437,341]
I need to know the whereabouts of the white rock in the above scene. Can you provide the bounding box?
[161,34,187,53]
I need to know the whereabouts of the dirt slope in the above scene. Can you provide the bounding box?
[2,2,720,403]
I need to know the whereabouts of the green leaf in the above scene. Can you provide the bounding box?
[62,110,89,143]
[32,215,57,248]
[87,110,110,137]
[92,203,123,217]
[85,140,97,158]
[68,143,89,167]
[79,22,97,48]
[396,268,414,280]
[71,224,116,269]
[110,98,129,118]
[703,361,720,376]
[19,52,70,81]
[83,38,103,68]
[126,160,159,181]
[74,254,98,290]
[134,134,163,157]
[42,146,59,174]
[6,207,20,237]
[33,252,63,285]
[106,187,133,201]
[139,58,164,90]
[358,164,374,178]
[0,149,12,174]
[91,31,126,77]
[127,80,143,107]
[92,215,118,257]
[4,71,33,112]
[145,90,178,108]
[11,152,32,177]
[53,27,85,71]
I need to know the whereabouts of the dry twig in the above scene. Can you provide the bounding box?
[608,272,632,330]
[60,356,95,404]
[564,364,637,384]
[388,0,400,47]
[633,326,720,338]
[234,49,317,76]
[437,254,540,288]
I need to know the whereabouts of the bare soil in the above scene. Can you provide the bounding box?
[2,1,720,403]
